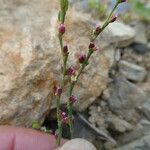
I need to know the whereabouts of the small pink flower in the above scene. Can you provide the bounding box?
[79,53,86,64]
[89,42,98,52]
[59,24,65,35]
[95,25,101,35]
[89,42,95,49]
[69,95,77,104]
[67,66,76,76]
[61,111,67,118]
[61,111,69,124]
[53,86,62,96]
[63,44,69,55]
[109,15,117,23]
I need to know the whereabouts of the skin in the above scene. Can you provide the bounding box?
[0,126,95,150]
[0,126,63,150]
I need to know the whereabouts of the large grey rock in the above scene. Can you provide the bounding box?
[104,76,148,122]
[119,60,147,82]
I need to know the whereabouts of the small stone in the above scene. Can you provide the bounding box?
[130,42,150,54]
[142,99,150,121]
[107,116,133,133]
[60,138,97,150]
[104,141,116,150]
[119,60,147,82]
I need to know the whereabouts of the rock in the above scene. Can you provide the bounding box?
[133,21,147,44]
[115,135,150,150]
[141,100,150,121]
[107,117,133,133]
[98,22,135,48]
[105,76,148,123]
[119,60,147,82]
[130,42,150,54]
[104,141,117,150]
[60,138,97,150]
[116,119,150,145]
[0,0,118,126]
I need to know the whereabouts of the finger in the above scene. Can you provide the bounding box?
[0,125,57,150]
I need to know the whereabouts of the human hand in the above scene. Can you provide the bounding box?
[0,126,96,150]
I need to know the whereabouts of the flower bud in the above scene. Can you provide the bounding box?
[89,42,98,52]
[109,15,117,23]
[61,111,69,124]
[67,66,76,76]
[89,42,95,49]
[53,86,62,96]
[79,53,86,64]
[61,111,67,118]
[69,95,77,104]
[118,0,127,3]
[93,46,98,51]
[59,24,65,35]
[63,44,69,55]
[94,25,101,35]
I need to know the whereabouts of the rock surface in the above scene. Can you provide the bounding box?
[119,60,147,82]
[115,135,150,150]
[104,76,148,122]
[107,117,133,133]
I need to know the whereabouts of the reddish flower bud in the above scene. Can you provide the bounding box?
[67,66,76,76]
[62,117,69,124]
[118,0,127,3]
[89,42,95,49]
[53,86,62,96]
[61,111,69,124]
[61,111,67,118]
[63,44,69,55]
[109,15,117,23]
[69,95,77,104]
[59,24,65,35]
[93,46,98,51]
[79,53,86,64]
[95,25,101,34]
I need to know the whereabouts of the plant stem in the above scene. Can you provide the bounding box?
[67,83,74,139]
[66,1,119,138]
[56,2,69,144]
[91,2,119,41]
[56,96,62,145]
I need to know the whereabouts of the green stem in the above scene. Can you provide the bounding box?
[56,7,68,146]
[67,83,74,139]
[56,96,62,146]
[91,2,119,41]
[66,2,120,138]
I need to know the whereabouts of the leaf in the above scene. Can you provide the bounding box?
[64,0,69,12]
[32,121,41,129]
